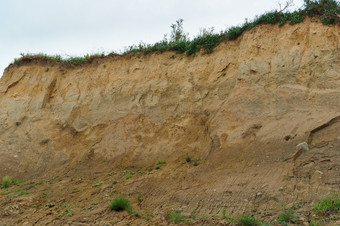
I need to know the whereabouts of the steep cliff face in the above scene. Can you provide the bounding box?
[0,19,339,225]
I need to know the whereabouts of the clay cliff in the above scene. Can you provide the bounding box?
[0,19,339,225]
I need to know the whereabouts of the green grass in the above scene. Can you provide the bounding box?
[309,220,321,226]
[125,174,133,180]
[2,176,12,188]
[193,157,199,166]
[236,215,261,226]
[222,207,227,219]
[11,1,340,67]
[169,211,184,223]
[312,194,340,215]
[156,160,166,165]
[277,208,296,224]
[91,181,104,188]
[109,197,131,211]
[18,189,29,196]
[185,153,191,163]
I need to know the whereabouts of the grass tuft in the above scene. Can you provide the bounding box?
[277,208,296,224]
[169,211,184,222]
[109,196,131,211]
[2,176,12,188]
[236,215,261,226]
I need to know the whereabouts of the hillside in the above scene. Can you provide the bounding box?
[0,19,339,225]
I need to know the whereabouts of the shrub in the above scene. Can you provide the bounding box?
[236,215,261,226]
[2,176,12,188]
[169,211,184,222]
[109,197,131,211]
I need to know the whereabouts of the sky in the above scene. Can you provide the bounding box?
[0,0,304,76]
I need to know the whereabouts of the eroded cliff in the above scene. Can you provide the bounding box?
[0,19,339,225]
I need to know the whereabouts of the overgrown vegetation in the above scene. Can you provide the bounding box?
[312,194,340,216]
[11,0,340,66]
[109,196,131,211]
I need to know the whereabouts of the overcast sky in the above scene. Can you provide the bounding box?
[0,0,304,76]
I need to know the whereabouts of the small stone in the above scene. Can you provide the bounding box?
[256,192,262,197]
[296,142,309,151]
[279,187,284,191]
[337,137,340,140]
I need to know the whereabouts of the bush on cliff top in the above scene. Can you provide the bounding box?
[12,0,340,66]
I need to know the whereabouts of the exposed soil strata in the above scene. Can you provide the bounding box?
[0,19,339,225]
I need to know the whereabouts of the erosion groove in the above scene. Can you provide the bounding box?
[0,20,339,225]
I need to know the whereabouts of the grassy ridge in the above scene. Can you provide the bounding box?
[12,0,340,66]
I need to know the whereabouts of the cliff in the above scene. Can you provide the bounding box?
[0,19,339,225]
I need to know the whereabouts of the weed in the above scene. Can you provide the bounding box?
[138,171,145,174]
[109,171,118,176]
[190,209,197,219]
[133,210,141,217]
[236,215,261,226]
[91,181,104,188]
[277,208,296,224]
[37,180,44,185]
[185,153,191,162]
[109,197,131,211]
[18,189,29,196]
[309,220,321,226]
[169,211,184,222]
[156,160,166,165]
[59,67,65,72]
[222,207,227,219]
[144,212,153,221]
[137,194,142,202]
[85,205,94,210]
[155,166,160,170]
[2,176,12,188]
[201,215,209,220]
[45,203,56,208]
[64,208,73,216]
[125,174,133,180]
[193,157,199,166]
[45,67,49,72]
[312,194,340,216]
[13,179,22,186]
[0,189,14,195]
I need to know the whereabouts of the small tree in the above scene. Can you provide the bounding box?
[170,19,188,42]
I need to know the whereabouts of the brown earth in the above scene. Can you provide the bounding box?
[0,18,339,225]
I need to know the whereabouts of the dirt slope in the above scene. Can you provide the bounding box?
[0,19,339,225]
